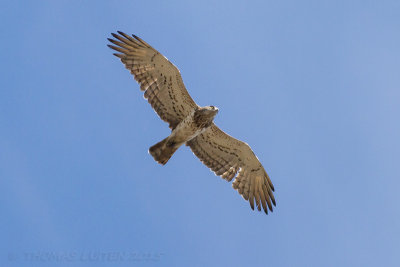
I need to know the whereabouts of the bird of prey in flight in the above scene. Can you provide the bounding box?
[108,31,276,214]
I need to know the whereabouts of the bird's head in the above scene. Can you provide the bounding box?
[203,105,219,118]
[195,106,219,126]
[207,105,219,113]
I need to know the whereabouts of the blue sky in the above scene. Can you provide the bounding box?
[1,1,400,266]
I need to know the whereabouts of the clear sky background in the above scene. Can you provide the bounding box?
[1,1,400,266]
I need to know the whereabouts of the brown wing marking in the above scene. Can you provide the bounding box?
[108,31,198,129]
[187,124,275,214]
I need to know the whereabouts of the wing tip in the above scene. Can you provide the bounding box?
[250,201,255,211]
[112,53,124,59]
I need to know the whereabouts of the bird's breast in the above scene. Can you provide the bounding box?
[170,113,210,144]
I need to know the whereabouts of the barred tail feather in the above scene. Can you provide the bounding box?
[149,137,179,165]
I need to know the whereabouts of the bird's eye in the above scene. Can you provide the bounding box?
[210,106,215,109]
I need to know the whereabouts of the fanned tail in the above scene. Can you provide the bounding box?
[149,137,179,165]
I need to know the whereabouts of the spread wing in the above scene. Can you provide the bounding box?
[108,31,198,129]
[187,124,276,214]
